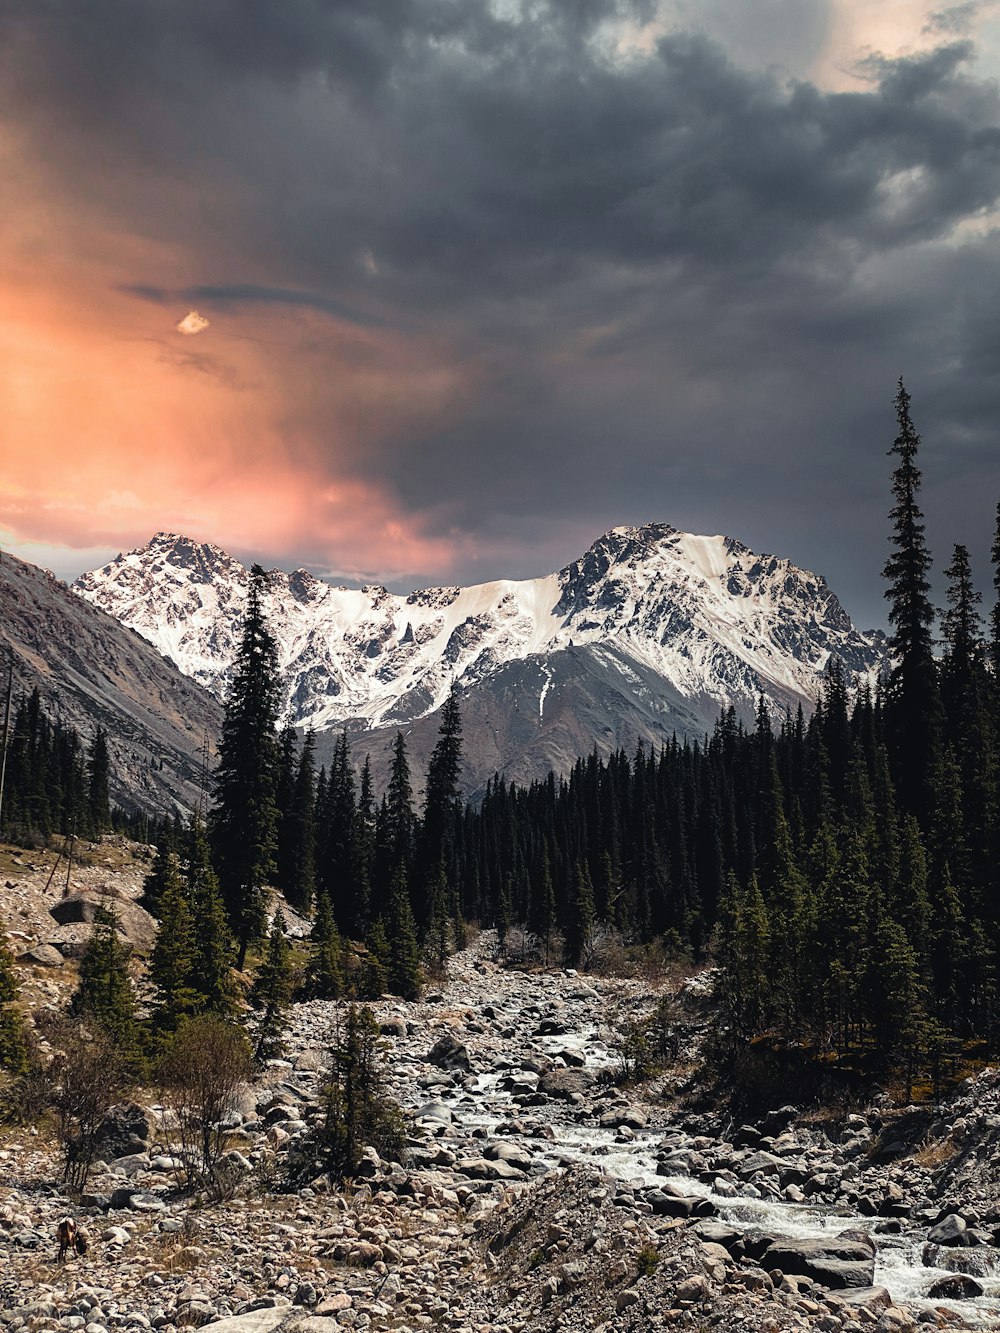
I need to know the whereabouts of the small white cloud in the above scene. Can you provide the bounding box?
[360,248,379,275]
[176,309,210,336]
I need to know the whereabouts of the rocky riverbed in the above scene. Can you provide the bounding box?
[4,920,1000,1332]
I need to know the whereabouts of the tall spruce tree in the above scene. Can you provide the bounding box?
[385,869,421,999]
[186,818,238,1015]
[279,729,317,913]
[882,379,941,822]
[380,732,415,900]
[305,894,343,999]
[416,688,463,928]
[210,564,282,968]
[72,904,137,1055]
[251,910,294,1065]
[149,865,200,1035]
[86,727,111,835]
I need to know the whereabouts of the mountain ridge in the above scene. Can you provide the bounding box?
[0,551,223,815]
[73,524,886,778]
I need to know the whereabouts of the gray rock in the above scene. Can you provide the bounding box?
[21,943,65,966]
[836,1286,893,1311]
[598,1106,647,1130]
[49,893,157,952]
[537,1067,597,1100]
[928,1214,968,1246]
[426,1033,471,1072]
[457,1156,525,1180]
[763,1235,876,1290]
[926,1273,983,1299]
[738,1151,785,1178]
[191,1312,288,1333]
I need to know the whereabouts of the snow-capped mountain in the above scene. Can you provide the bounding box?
[74,526,885,768]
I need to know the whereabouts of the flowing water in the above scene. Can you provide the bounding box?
[451,1068,1000,1325]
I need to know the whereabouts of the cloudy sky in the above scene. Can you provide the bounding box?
[3,0,1000,627]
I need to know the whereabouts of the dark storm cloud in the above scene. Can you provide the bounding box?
[5,0,1000,624]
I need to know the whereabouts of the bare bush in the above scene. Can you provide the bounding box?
[48,1018,135,1193]
[155,1014,252,1194]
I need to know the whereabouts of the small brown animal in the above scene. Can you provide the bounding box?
[56,1217,76,1263]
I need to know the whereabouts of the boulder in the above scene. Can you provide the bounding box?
[762,1234,876,1289]
[926,1273,983,1299]
[737,1151,785,1178]
[646,1189,714,1218]
[537,1067,597,1100]
[49,893,157,952]
[758,1105,798,1135]
[598,1106,647,1130]
[95,1103,156,1159]
[184,1312,289,1333]
[691,1220,743,1254]
[457,1156,525,1181]
[20,943,65,967]
[426,1033,471,1072]
[837,1286,893,1311]
[928,1214,968,1247]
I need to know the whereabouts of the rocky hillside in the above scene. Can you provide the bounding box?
[0,552,221,816]
[75,526,887,797]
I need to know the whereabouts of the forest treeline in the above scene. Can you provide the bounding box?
[0,688,111,843]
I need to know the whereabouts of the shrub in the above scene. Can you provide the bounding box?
[155,1014,252,1192]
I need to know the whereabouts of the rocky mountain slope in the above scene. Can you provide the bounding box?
[74,527,886,796]
[0,552,221,815]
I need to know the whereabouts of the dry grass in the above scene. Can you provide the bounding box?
[912,1135,960,1169]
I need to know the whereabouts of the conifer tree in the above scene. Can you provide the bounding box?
[322,729,359,932]
[425,859,451,974]
[529,845,557,964]
[382,732,415,886]
[210,564,282,968]
[286,728,317,912]
[882,379,941,821]
[386,871,421,999]
[309,1004,405,1180]
[72,904,137,1055]
[251,910,294,1065]
[495,872,512,952]
[417,688,463,926]
[564,861,595,968]
[354,756,376,934]
[149,861,200,1035]
[941,543,996,907]
[86,727,111,835]
[868,920,928,1096]
[359,920,389,999]
[305,894,343,999]
[186,818,238,1015]
[142,832,180,918]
